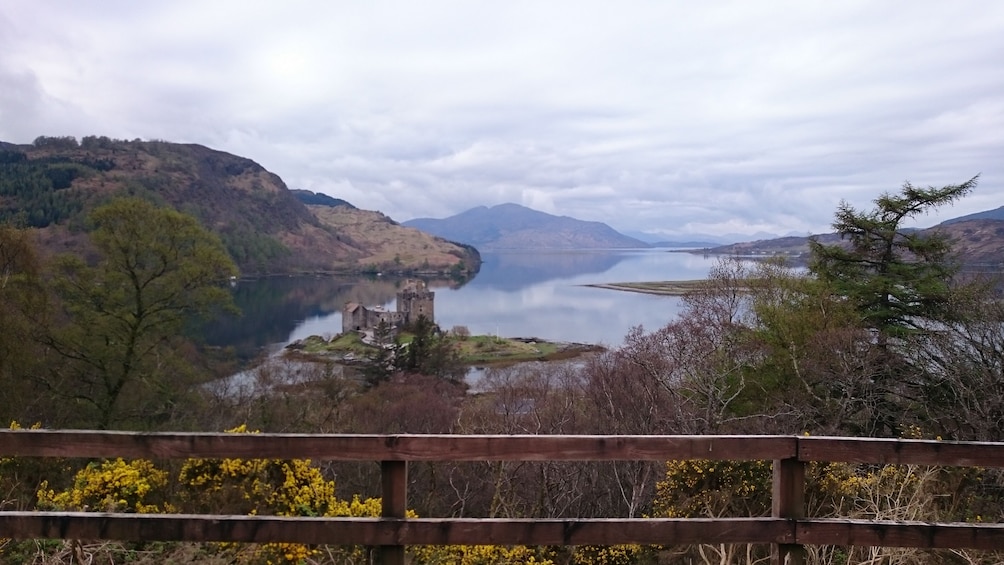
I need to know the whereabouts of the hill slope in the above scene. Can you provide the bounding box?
[700,219,1004,267]
[403,203,648,250]
[941,206,1004,224]
[0,136,479,276]
[307,204,478,274]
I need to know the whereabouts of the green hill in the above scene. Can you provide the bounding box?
[0,136,479,276]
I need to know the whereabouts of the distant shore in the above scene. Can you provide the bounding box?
[585,280,707,296]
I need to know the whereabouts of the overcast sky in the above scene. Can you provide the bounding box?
[2,2,1002,239]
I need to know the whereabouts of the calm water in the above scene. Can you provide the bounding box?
[202,250,724,357]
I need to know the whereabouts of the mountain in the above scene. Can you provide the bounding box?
[650,240,726,249]
[941,206,1004,224]
[698,213,1004,267]
[930,219,1004,266]
[403,203,649,250]
[0,136,478,276]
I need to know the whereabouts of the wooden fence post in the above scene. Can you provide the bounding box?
[378,460,408,565]
[772,456,806,565]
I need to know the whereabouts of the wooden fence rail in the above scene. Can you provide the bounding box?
[3,431,1004,565]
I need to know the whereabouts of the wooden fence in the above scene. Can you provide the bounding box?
[2,431,1004,565]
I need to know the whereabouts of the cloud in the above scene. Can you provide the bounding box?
[1,0,1002,238]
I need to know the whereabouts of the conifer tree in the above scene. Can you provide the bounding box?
[809,176,978,435]
[809,176,978,342]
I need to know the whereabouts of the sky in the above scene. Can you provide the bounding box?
[1,1,1002,240]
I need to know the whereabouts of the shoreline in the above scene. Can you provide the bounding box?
[584,280,706,296]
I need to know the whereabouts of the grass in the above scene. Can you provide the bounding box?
[285,333,600,366]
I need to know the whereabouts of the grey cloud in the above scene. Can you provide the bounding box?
[2,1,1002,237]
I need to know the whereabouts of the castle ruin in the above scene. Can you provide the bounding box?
[342,279,435,334]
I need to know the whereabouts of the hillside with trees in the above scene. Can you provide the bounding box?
[3,176,1004,564]
[0,136,479,276]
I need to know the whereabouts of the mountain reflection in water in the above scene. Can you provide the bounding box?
[201,250,724,360]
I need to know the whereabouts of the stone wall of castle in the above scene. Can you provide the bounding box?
[341,279,435,334]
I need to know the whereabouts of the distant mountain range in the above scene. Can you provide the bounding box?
[5,136,1001,269]
[403,203,648,250]
[941,205,1004,224]
[403,200,1004,267]
[703,218,1004,267]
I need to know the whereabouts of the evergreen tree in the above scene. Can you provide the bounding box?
[809,176,978,342]
[808,176,978,435]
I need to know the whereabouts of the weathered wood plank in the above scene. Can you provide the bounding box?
[379,461,408,565]
[772,457,806,565]
[798,437,1004,467]
[0,431,796,462]
[0,513,792,546]
[797,519,1004,550]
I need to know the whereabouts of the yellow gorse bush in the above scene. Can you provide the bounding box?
[176,424,384,564]
[410,543,556,564]
[654,459,772,518]
[36,458,170,513]
[28,424,387,564]
[570,544,651,565]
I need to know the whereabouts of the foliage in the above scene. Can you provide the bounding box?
[1,421,65,513]
[654,459,772,519]
[912,287,1004,441]
[649,427,999,565]
[36,458,171,513]
[411,544,557,564]
[568,544,656,565]
[393,315,466,382]
[809,176,978,341]
[220,226,291,274]
[43,197,238,428]
[809,176,979,436]
[26,425,387,564]
[0,224,51,424]
[178,425,375,518]
[412,543,656,564]
[177,424,384,564]
[0,149,90,227]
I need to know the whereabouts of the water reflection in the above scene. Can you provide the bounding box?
[202,250,723,357]
[469,250,630,290]
[200,274,467,359]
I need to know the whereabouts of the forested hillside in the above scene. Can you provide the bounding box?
[0,136,478,275]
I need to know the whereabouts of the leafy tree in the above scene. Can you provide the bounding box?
[44,198,238,429]
[0,224,50,424]
[809,176,978,342]
[911,279,1004,441]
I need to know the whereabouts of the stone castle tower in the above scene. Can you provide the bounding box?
[397,279,434,325]
[341,279,435,334]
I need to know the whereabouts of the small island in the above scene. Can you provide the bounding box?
[285,278,602,374]
[287,332,602,366]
